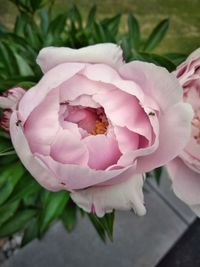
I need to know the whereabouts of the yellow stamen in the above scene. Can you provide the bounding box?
[90,119,108,135]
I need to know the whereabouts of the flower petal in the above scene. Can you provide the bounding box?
[119,61,182,111]
[10,111,61,191]
[136,102,194,172]
[36,43,124,73]
[70,174,146,217]
[50,128,88,166]
[83,134,121,170]
[24,88,60,155]
[18,63,85,121]
[36,154,133,190]
[114,126,139,154]
[167,157,200,206]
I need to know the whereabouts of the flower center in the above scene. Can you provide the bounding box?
[90,117,109,135]
[60,103,109,136]
[192,107,200,144]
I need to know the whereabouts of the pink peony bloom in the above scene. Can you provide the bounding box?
[0,44,193,217]
[0,87,25,131]
[167,48,200,216]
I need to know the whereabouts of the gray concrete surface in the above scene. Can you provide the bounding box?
[1,174,196,267]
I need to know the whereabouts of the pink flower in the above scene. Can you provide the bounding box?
[167,48,200,216]
[0,44,193,217]
[0,88,25,131]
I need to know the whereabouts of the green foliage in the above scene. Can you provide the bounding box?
[88,212,115,242]
[0,0,186,247]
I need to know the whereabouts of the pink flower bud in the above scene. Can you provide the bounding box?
[0,87,25,110]
[0,87,25,131]
[0,109,12,132]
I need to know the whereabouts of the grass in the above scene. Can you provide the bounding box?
[0,0,199,54]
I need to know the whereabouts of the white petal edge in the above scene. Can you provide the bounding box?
[70,174,146,217]
[36,43,124,73]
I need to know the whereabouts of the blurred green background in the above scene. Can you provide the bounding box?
[0,0,199,54]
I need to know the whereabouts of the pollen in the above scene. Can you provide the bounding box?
[90,116,109,135]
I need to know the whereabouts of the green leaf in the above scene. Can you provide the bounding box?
[0,161,25,205]
[21,217,39,246]
[94,22,114,43]
[143,18,169,52]
[134,52,176,71]
[0,200,20,227]
[86,5,96,29]
[101,14,121,37]
[0,209,37,238]
[48,14,67,37]
[62,204,77,232]
[39,191,69,235]
[24,23,41,50]
[15,53,34,76]
[99,212,115,241]
[89,212,115,242]
[88,214,106,242]
[154,167,163,185]
[119,36,131,61]
[164,53,187,66]
[7,172,41,203]
[38,9,49,35]
[68,5,82,30]
[0,42,19,76]
[127,13,140,51]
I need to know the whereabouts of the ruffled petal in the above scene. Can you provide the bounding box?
[18,63,85,121]
[36,43,124,73]
[136,102,194,172]
[119,61,182,111]
[70,174,146,217]
[93,88,152,140]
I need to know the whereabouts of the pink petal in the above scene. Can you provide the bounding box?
[93,88,152,141]
[24,88,60,155]
[70,174,146,217]
[10,111,61,191]
[18,63,85,121]
[82,64,159,111]
[136,102,194,172]
[119,61,182,111]
[36,43,124,73]
[114,126,139,153]
[167,157,200,206]
[36,154,132,190]
[50,128,88,166]
[83,135,121,170]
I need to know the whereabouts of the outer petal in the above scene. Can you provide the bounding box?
[70,174,146,217]
[36,154,133,190]
[136,103,194,172]
[167,157,200,209]
[18,63,85,121]
[36,43,124,73]
[10,111,61,191]
[119,61,182,111]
